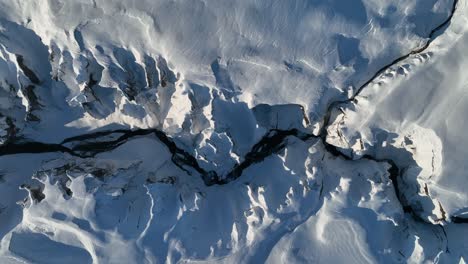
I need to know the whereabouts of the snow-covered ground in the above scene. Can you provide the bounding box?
[0,0,467,263]
[327,0,468,224]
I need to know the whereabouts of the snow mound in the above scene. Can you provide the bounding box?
[0,0,467,263]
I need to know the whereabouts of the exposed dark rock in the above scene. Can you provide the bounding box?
[0,0,460,230]
[16,55,40,84]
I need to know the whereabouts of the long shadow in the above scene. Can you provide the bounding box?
[319,0,459,136]
[0,0,461,230]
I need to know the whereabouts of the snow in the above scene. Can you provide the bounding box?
[0,0,467,263]
[326,0,468,223]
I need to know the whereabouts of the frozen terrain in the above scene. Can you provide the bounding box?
[0,0,467,263]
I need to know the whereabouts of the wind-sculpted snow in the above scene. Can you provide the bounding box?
[0,137,400,263]
[326,0,467,224]
[0,0,467,263]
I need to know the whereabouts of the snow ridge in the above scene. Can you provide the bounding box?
[0,0,467,263]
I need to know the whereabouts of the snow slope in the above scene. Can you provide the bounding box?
[326,0,468,224]
[0,0,467,263]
